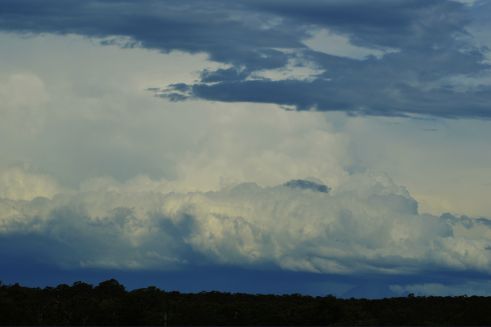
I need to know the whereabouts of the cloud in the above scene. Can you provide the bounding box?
[3,32,491,218]
[303,28,398,60]
[0,73,49,135]
[0,73,49,110]
[1,0,490,118]
[390,280,491,297]
[1,3,491,298]
[0,166,60,201]
[284,179,331,193]
[1,171,491,282]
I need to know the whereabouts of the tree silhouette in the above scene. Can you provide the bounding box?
[1,279,491,325]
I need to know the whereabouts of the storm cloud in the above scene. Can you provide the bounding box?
[1,0,491,118]
[2,168,491,290]
[2,0,491,298]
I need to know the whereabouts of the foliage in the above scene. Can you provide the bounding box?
[0,279,490,325]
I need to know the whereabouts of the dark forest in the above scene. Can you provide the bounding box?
[1,279,490,325]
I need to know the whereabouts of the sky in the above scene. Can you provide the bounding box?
[1,0,491,298]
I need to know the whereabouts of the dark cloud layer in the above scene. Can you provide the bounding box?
[1,0,490,117]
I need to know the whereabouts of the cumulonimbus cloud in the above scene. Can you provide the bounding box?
[1,168,490,278]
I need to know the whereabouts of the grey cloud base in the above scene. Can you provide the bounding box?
[1,0,491,118]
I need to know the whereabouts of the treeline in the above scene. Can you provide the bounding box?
[1,279,491,325]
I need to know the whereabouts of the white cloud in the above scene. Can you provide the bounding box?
[250,52,325,81]
[0,72,49,136]
[0,166,60,201]
[1,171,491,276]
[0,73,49,110]
[340,114,491,217]
[169,104,349,192]
[303,28,398,60]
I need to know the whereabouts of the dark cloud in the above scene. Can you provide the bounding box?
[283,179,331,193]
[245,0,469,49]
[1,0,490,118]
[0,0,300,70]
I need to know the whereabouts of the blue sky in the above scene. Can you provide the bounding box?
[1,0,491,298]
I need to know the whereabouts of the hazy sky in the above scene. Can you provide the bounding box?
[1,0,491,298]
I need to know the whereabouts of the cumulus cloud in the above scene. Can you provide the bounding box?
[0,166,60,201]
[1,171,491,279]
